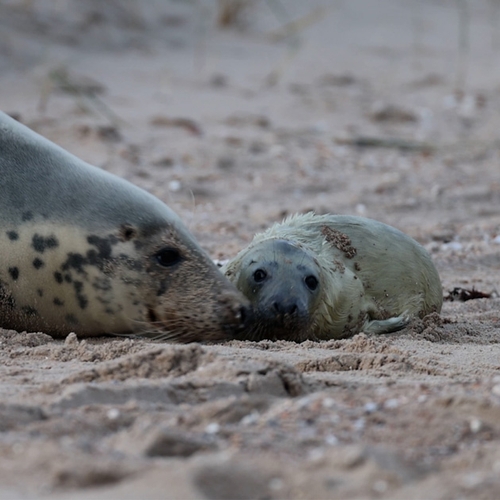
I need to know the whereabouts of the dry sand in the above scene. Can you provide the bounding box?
[1,0,500,498]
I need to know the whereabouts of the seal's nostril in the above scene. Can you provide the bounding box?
[148,307,158,323]
[237,305,252,329]
[239,306,246,324]
[272,301,298,316]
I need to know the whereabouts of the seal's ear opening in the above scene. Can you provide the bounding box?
[118,224,138,242]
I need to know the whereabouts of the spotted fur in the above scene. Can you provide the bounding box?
[0,112,249,340]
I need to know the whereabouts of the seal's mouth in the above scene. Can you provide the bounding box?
[140,300,254,343]
[227,294,314,342]
[234,309,312,342]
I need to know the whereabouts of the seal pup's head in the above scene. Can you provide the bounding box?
[224,239,322,341]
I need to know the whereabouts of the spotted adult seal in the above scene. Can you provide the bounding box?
[222,213,442,341]
[0,111,250,340]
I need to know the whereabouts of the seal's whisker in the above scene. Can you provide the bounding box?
[124,316,209,343]
[117,326,183,343]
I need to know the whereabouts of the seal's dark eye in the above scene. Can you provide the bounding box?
[156,248,182,267]
[305,275,318,291]
[253,269,267,283]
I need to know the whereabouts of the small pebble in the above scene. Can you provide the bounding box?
[491,384,500,396]
[168,180,181,192]
[325,434,338,446]
[441,241,463,251]
[240,412,259,426]
[107,408,120,420]
[205,422,220,435]
[355,204,366,216]
[384,398,399,409]
[322,397,335,409]
[364,401,378,413]
[469,418,482,433]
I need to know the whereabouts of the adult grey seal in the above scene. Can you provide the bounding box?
[222,213,442,341]
[0,111,250,341]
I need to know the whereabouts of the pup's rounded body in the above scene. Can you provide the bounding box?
[222,213,442,341]
[0,112,249,340]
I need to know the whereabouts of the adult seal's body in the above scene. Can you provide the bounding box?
[0,111,249,341]
[222,213,442,341]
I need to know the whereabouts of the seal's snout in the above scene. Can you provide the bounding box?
[236,303,253,330]
[246,292,311,340]
[218,289,253,334]
[267,294,308,324]
[272,299,299,317]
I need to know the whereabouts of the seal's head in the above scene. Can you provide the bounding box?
[122,218,253,343]
[0,111,251,342]
[223,212,444,342]
[225,239,322,341]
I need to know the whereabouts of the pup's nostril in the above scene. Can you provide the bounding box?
[272,301,298,316]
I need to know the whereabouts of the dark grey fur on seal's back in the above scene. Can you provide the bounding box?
[0,113,172,230]
[0,111,249,339]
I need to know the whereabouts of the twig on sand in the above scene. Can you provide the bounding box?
[445,287,492,302]
[265,43,302,87]
[334,136,435,153]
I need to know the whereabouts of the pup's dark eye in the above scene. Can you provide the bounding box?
[305,275,318,291]
[253,269,267,283]
[156,248,182,267]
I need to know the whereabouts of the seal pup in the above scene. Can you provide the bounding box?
[0,111,250,341]
[222,213,442,341]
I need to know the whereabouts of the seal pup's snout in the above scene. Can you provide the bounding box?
[271,295,304,319]
[254,289,312,340]
[273,301,297,316]
[255,275,315,336]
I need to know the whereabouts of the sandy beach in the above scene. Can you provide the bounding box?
[1,1,500,498]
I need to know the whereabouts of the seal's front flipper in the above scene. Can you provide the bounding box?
[363,315,410,335]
